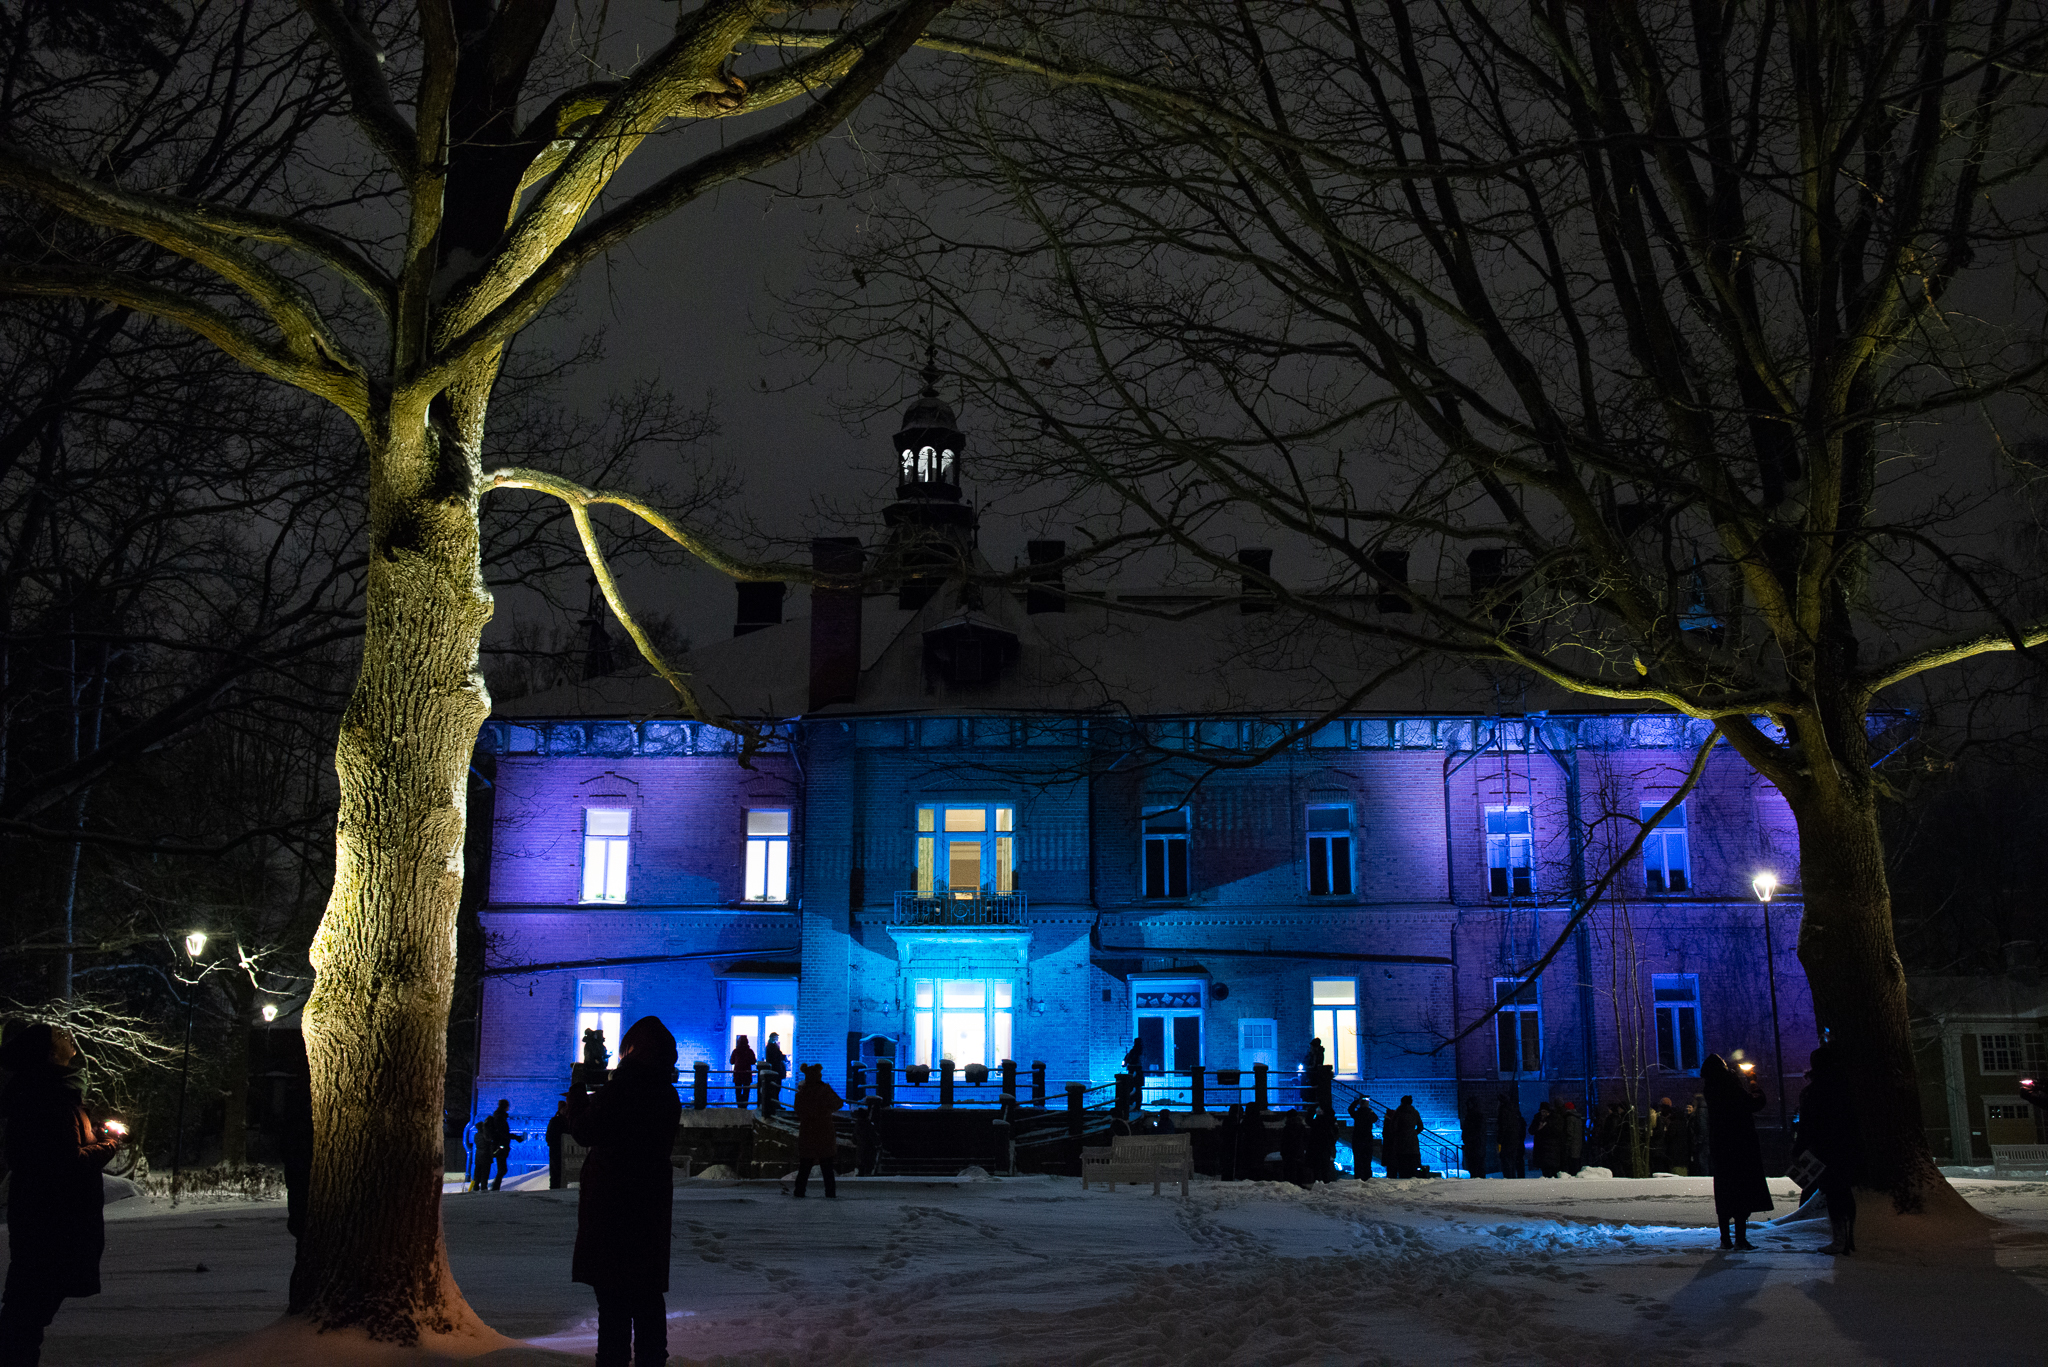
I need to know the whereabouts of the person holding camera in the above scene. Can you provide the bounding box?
[1699,1054,1771,1249]
[0,1023,121,1367]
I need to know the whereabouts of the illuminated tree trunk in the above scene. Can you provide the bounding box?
[1789,785,1970,1219]
[289,406,496,1338]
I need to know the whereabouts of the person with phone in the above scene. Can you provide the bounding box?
[0,1023,120,1366]
[1700,1054,1771,1249]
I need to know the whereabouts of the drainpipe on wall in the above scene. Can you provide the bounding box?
[1534,722,1597,1107]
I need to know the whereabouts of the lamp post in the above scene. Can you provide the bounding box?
[1751,874,1790,1145]
[172,931,208,1203]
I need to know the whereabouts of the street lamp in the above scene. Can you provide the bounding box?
[261,1003,279,1024]
[1752,874,1790,1145]
[172,931,209,1204]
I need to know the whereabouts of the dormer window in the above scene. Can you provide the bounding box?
[922,615,1020,685]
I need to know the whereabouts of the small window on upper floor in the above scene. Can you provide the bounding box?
[1641,801,1691,894]
[1979,1032,2045,1074]
[1142,807,1190,899]
[1305,804,1354,896]
[745,809,790,902]
[581,808,630,904]
[1485,806,1534,897]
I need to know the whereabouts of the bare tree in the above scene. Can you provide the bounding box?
[789,0,2048,1220]
[0,0,952,1342]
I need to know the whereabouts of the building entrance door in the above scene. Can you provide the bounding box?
[1134,978,1205,1107]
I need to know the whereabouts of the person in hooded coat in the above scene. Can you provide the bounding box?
[570,1016,683,1367]
[792,1064,842,1198]
[1698,1054,1771,1248]
[1279,1111,1313,1188]
[760,1034,788,1114]
[276,1074,315,1238]
[1308,1105,1339,1183]
[0,1023,119,1367]
[1460,1095,1488,1177]
[1559,1101,1586,1175]
[1216,1105,1242,1180]
[1496,1092,1527,1178]
[1237,1104,1270,1180]
[1529,1102,1561,1177]
[1346,1094,1377,1179]
[728,1034,755,1110]
[1793,1045,1864,1256]
[1382,1096,1424,1178]
[853,1096,882,1177]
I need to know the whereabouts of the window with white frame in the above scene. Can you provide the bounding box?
[1494,977,1541,1074]
[1653,973,1704,1073]
[581,808,631,903]
[1312,978,1360,1077]
[1486,806,1534,897]
[1979,1032,2045,1074]
[745,808,790,902]
[909,978,1013,1069]
[1641,801,1691,893]
[915,803,1015,896]
[574,980,622,1064]
[1305,804,1354,896]
[1142,807,1190,899]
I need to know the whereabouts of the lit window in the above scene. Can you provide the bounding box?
[581,808,630,903]
[1653,974,1703,1073]
[1142,807,1189,899]
[1306,805,1353,896]
[1979,1033,2045,1073]
[915,804,1015,895]
[745,809,790,902]
[1486,806,1534,897]
[574,980,622,1064]
[1641,801,1691,893]
[1312,979,1359,1077]
[1494,978,1541,1074]
[909,978,1014,1069]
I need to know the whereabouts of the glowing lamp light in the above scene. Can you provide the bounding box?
[184,931,208,959]
[261,1004,279,1023]
[1751,872,1778,903]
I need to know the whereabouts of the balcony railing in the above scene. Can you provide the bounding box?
[891,891,1027,926]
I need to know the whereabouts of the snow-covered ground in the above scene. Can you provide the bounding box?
[43,1172,2048,1364]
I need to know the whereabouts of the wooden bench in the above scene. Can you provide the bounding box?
[1081,1133,1192,1196]
[1991,1144,2048,1178]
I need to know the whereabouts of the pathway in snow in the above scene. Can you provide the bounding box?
[47,1174,2048,1364]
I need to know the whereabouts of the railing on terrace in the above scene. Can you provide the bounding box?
[890,891,1027,926]
[558,1061,1465,1174]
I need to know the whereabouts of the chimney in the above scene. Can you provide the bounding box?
[1371,548,1411,614]
[1026,540,1066,614]
[1236,547,1274,614]
[733,580,787,637]
[808,539,864,710]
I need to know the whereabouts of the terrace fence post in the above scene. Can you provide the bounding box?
[1191,1065,1206,1114]
[940,1058,956,1109]
[692,1061,708,1110]
[878,1057,895,1107]
[1031,1060,1047,1109]
[1000,1057,1017,1101]
[1066,1082,1084,1138]
[849,1061,867,1104]
[1254,1062,1270,1109]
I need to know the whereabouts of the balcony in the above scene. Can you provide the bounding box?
[891,891,1027,926]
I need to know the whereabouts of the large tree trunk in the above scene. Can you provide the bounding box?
[1789,787,1974,1223]
[288,411,497,1342]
